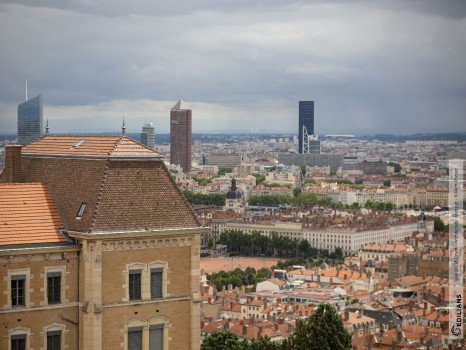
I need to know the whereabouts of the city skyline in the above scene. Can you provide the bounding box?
[0,1,465,135]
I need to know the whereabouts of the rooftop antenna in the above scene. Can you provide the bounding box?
[25,79,28,101]
[122,116,126,135]
[45,119,49,134]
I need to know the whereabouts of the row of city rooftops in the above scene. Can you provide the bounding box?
[0,134,202,249]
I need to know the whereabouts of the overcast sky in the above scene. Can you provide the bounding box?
[0,0,465,135]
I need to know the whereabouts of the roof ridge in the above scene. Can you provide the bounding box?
[109,136,124,155]
[42,134,122,137]
[89,161,111,233]
[120,135,159,153]
[45,181,69,231]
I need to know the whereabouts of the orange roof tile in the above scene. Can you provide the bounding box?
[22,135,160,158]
[0,183,68,246]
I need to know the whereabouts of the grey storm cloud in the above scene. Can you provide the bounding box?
[0,0,465,135]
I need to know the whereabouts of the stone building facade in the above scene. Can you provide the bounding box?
[0,135,207,350]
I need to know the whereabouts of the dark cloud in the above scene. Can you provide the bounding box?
[0,1,465,135]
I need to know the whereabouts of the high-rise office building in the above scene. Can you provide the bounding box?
[170,100,192,172]
[298,101,314,154]
[141,122,156,149]
[18,94,43,145]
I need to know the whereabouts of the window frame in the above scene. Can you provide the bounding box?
[43,324,66,350]
[11,275,26,307]
[43,267,68,306]
[8,328,30,350]
[129,269,143,301]
[148,262,168,300]
[47,330,62,350]
[10,334,26,350]
[124,316,170,350]
[150,268,163,299]
[124,262,169,302]
[76,202,87,219]
[128,326,143,350]
[47,272,62,304]
[6,269,30,309]
[149,324,164,350]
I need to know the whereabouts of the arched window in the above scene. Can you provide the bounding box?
[43,323,66,350]
[123,262,170,302]
[125,316,171,350]
[8,327,30,350]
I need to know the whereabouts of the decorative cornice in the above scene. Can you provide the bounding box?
[101,237,193,252]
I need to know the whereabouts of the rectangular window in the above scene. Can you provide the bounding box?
[11,334,26,350]
[149,325,163,350]
[11,275,26,307]
[47,272,61,304]
[128,327,143,350]
[150,268,163,299]
[47,330,61,350]
[129,270,142,300]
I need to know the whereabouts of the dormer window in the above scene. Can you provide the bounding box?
[76,202,87,219]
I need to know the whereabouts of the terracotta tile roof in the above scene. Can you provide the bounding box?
[22,135,160,158]
[90,160,199,231]
[0,183,68,246]
[19,135,200,232]
[246,299,263,307]
[110,137,161,157]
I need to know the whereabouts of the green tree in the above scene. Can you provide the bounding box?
[383,180,391,187]
[218,168,233,176]
[201,330,242,350]
[332,247,344,260]
[283,303,351,350]
[252,174,266,185]
[388,162,402,173]
[243,337,282,350]
[298,239,310,257]
[433,216,446,232]
[303,179,315,186]
[182,190,226,206]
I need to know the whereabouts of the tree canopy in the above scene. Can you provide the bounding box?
[201,304,351,350]
[182,190,226,206]
[282,303,351,350]
[201,330,281,350]
[248,193,331,208]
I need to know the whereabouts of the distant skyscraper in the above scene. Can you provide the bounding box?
[18,94,43,145]
[170,100,192,172]
[140,122,156,149]
[298,101,314,154]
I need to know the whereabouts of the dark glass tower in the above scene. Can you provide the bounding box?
[170,100,192,173]
[18,94,43,145]
[298,101,314,154]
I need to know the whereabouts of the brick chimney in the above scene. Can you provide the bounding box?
[397,330,403,343]
[4,145,22,183]
[257,326,263,339]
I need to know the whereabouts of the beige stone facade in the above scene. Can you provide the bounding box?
[0,247,80,350]
[0,136,208,350]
